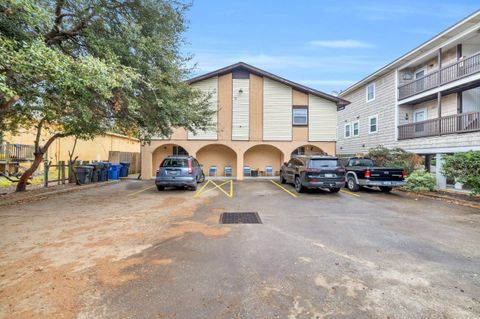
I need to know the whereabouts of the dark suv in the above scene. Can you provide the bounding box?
[280,156,346,193]
[155,156,205,191]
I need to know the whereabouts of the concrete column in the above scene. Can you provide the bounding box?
[236,150,244,181]
[435,153,447,190]
[141,148,153,179]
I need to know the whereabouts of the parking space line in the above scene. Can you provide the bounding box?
[340,189,360,197]
[127,185,156,196]
[194,180,233,198]
[270,180,298,198]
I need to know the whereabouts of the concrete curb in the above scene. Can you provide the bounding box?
[0,180,120,207]
[399,189,480,210]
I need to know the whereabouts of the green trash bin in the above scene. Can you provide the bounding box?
[76,166,93,184]
[86,163,102,182]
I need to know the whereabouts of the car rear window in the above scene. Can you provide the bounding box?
[308,159,341,168]
[349,159,374,167]
[161,158,188,167]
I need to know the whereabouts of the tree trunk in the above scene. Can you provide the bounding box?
[15,153,44,192]
[15,132,64,192]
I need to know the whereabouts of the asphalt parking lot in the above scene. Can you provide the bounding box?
[1,179,479,318]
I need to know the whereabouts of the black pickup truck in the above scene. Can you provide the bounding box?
[345,157,406,193]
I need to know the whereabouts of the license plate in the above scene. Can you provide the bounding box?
[168,170,179,175]
[325,174,334,178]
[383,181,392,185]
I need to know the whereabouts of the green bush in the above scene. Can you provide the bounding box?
[404,170,437,193]
[366,146,423,174]
[442,151,480,195]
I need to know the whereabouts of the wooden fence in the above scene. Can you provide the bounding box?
[108,151,140,174]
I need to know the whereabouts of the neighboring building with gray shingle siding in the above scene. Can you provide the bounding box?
[337,11,480,190]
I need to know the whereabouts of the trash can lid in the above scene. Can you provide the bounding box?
[77,165,94,170]
[120,162,130,165]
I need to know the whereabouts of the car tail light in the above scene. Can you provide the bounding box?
[402,169,406,178]
[365,169,371,178]
[187,159,193,174]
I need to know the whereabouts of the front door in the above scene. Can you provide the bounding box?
[414,109,426,133]
[415,69,425,92]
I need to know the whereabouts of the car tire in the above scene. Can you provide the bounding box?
[157,185,165,191]
[198,172,205,183]
[330,187,341,193]
[347,177,360,192]
[294,176,305,193]
[189,184,197,191]
[280,171,286,184]
[379,186,393,193]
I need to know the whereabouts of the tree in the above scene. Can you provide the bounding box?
[1,0,213,191]
[366,146,423,175]
[442,151,480,195]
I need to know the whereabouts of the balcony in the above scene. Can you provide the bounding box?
[398,111,480,140]
[0,143,35,162]
[398,52,480,100]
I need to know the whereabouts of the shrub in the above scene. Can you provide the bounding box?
[366,146,423,174]
[404,170,437,193]
[442,151,480,195]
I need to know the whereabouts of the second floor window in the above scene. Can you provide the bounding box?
[292,107,308,126]
[344,123,351,138]
[353,121,359,137]
[366,83,375,102]
[369,115,378,133]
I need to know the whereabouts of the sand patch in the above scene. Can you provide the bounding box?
[150,258,174,266]
[95,257,143,287]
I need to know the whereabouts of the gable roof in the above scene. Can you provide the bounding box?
[188,62,350,107]
[339,9,480,97]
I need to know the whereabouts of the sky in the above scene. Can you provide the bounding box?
[183,0,479,95]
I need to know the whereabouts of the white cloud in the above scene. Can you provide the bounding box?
[309,40,374,49]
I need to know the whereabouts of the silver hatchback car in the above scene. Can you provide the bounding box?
[155,156,205,191]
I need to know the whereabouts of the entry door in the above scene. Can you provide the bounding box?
[414,109,426,133]
[415,69,425,92]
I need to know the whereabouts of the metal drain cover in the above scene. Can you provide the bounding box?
[219,212,262,224]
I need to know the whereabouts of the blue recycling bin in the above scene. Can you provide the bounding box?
[119,162,130,177]
[108,164,121,180]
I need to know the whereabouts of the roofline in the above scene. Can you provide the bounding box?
[339,9,480,97]
[188,62,350,107]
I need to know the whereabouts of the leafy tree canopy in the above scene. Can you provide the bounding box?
[0,0,213,191]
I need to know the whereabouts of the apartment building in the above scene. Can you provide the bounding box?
[141,62,348,179]
[337,11,480,190]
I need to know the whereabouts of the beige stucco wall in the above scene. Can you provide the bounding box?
[4,130,140,162]
[244,145,283,174]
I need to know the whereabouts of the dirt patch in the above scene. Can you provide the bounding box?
[150,258,174,266]
[95,257,143,287]
[162,221,230,239]
[0,255,89,319]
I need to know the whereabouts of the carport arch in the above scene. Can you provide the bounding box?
[243,144,285,176]
[152,143,191,174]
[195,144,238,177]
[291,144,327,156]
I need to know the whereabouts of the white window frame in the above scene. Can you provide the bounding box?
[414,108,427,122]
[368,115,378,134]
[352,120,359,137]
[414,67,427,79]
[366,83,375,102]
[292,107,308,126]
[344,123,351,139]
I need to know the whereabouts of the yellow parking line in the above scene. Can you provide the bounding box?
[340,189,360,197]
[194,179,233,198]
[270,180,298,198]
[127,185,156,196]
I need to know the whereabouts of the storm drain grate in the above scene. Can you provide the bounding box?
[219,212,262,224]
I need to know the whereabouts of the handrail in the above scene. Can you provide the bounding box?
[398,51,480,99]
[398,111,480,140]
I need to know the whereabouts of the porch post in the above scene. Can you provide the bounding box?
[437,91,442,135]
[236,150,244,181]
[436,153,447,190]
[141,148,153,179]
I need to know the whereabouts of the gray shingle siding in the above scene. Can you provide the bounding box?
[337,71,397,155]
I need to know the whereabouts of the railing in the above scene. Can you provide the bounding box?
[398,112,480,140]
[398,51,480,100]
[0,143,35,162]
